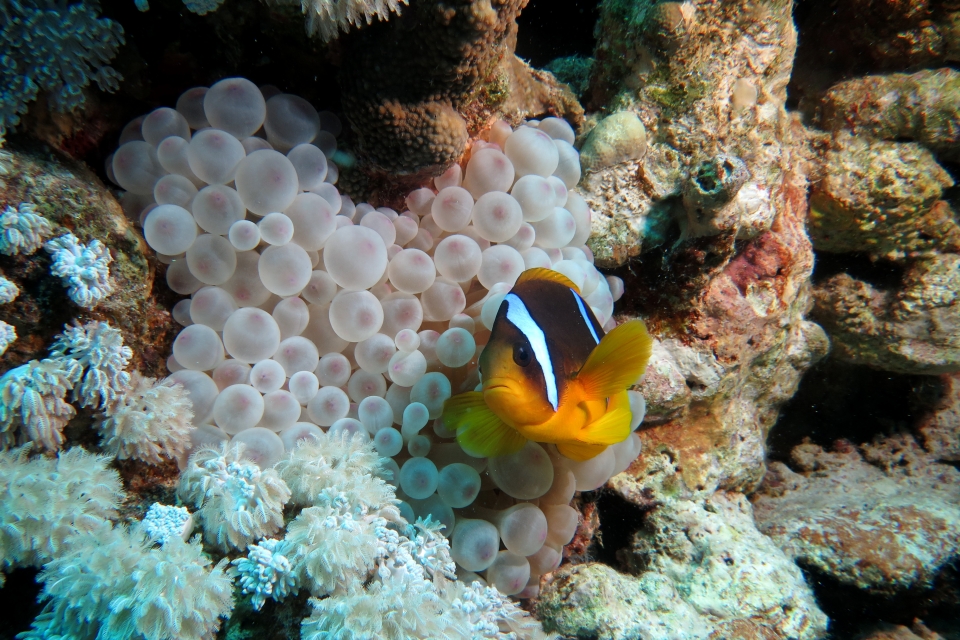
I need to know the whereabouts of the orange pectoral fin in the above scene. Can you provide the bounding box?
[579,390,632,446]
[444,392,527,458]
[577,319,654,400]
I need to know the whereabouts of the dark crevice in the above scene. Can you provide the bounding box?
[514,0,602,69]
[811,251,906,288]
[0,568,42,640]
[587,490,650,570]
[799,562,960,639]
[767,358,928,462]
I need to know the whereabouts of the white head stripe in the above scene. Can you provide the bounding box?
[573,288,600,345]
[504,293,558,411]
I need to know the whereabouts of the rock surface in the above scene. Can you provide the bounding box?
[916,373,960,462]
[812,255,960,375]
[818,69,960,163]
[538,493,827,639]
[753,438,960,593]
[582,0,796,266]
[808,133,960,259]
[0,139,174,377]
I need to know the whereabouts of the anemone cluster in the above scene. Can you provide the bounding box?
[107,76,646,599]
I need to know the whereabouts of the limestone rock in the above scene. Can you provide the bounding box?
[583,0,797,268]
[808,133,960,259]
[537,493,828,640]
[753,438,960,593]
[916,373,960,461]
[812,255,960,374]
[819,69,960,163]
[579,111,646,173]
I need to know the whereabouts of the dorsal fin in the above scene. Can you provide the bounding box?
[515,267,580,294]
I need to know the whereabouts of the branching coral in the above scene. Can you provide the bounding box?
[44,233,115,308]
[0,445,123,584]
[49,321,132,410]
[0,203,54,255]
[20,522,233,640]
[178,443,291,551]
[0,359,79,451]
[98,373,194,464]
[0,0,124,140]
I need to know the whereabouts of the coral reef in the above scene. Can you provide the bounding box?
[141,503,194,544]
[178,443,291,551]
[0,140,175,377]
[97,373,194,464]
[48,321,131,410]
[230,537,297,611]
[0,203,54,256]
[44,233,115,308]
[754,437,960,593]
[808,133,960,259]
[274,0,409,41]
[818,69,960,162]
[0,445,123,583]
[21,521,233,640]
[0,358,78,451]
[336,0,581,198]
[582,0,796,265]
[538,492,827,639]
[0,0,124,141]
[570,0,824,505]
[812,255,960,374]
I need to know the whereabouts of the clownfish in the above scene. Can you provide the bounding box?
[442,268,653,461]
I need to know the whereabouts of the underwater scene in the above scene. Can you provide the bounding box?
[0,0,959,637]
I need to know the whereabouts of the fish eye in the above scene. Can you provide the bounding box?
[513,343,532,367]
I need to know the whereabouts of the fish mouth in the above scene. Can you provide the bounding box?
[482,378,513,393]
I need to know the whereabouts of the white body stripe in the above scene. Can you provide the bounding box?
[573,288,600,345]
[504,293,559,411]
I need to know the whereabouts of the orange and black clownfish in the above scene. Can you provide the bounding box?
[442,268,653,461]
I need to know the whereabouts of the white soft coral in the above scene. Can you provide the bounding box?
[179,443,291,551]
[44,233,115,308]
[267,0,408,42]
[0,359,79,450]
[98,373,194,464]
[48,321,132,410]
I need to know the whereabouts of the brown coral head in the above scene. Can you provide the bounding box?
[354,99,468,176]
